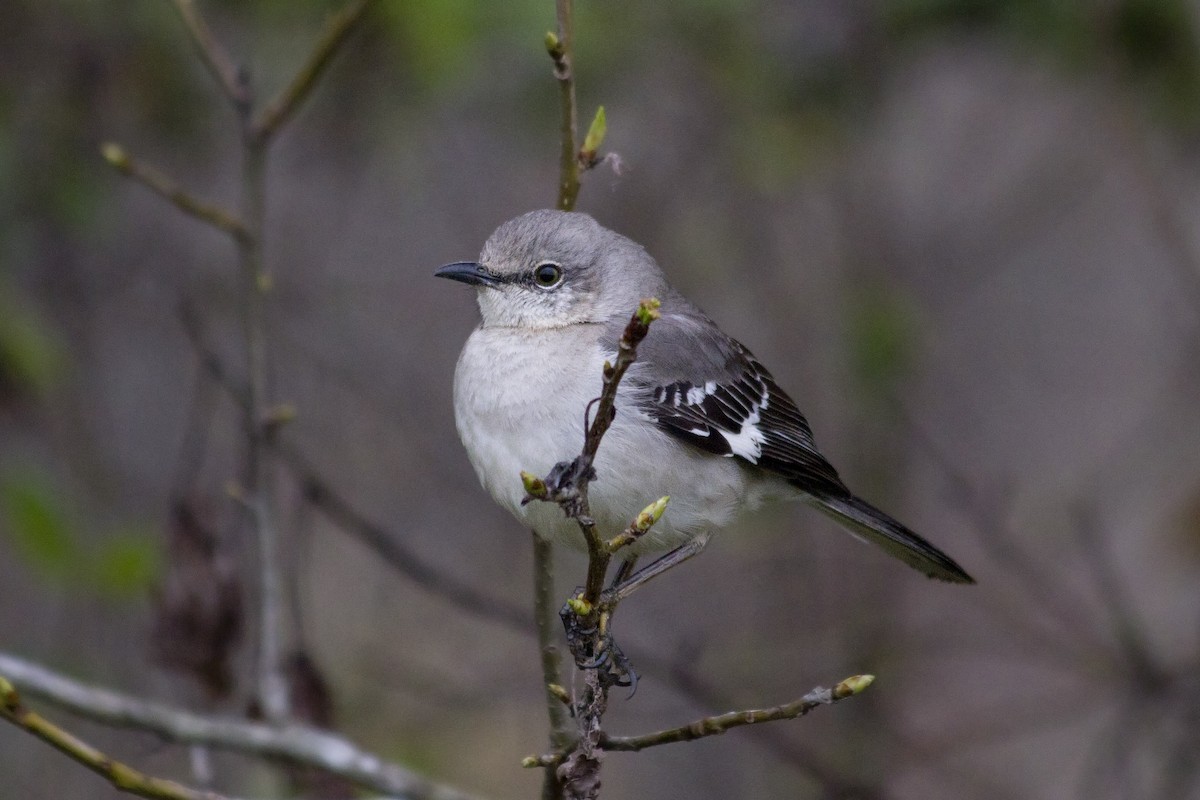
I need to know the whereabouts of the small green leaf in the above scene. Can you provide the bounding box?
[0,292,67,397]
[0,472,77,579]
[93,532,160,597]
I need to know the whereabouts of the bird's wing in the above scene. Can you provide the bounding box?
[613,306,850,499]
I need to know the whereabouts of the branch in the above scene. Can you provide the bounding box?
[252,0,375,143]
[0,653,484,800]
[177,304,534,635]
[601,675,874,752]
[527,298,661,607]
[170,0,250,109]
[1,674,240,800]
[547,0,579,210]
[533,535,572,750]
[521,300,660,800]
[295,450,532,632]
[100,143,249,241]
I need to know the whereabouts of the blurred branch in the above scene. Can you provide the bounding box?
[100,143,248,241]
[0,674,238,800]
[252,0,374,143]
[0,652,485,800]
[171,0,250,109]
[602,675,874,752]
[533,534,571,751]
[896,402,1117,660]
[294,452,531,632]
[178,301,532,633]
[1071,505,1162,686]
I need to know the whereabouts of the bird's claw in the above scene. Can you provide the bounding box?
[560,592,638,695]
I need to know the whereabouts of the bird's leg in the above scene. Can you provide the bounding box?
[609,556,638,589]
[602,537,709,605]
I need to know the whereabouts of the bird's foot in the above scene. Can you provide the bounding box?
[560,592,638,695]
[539,457,597,521]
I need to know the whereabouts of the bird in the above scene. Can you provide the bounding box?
[436,209,974,593]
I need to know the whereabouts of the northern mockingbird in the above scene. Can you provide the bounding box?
[437,210,973,588]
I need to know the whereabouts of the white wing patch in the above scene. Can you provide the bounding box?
[719,382,769,462]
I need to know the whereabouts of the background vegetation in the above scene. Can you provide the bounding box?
[2,1,1200,798]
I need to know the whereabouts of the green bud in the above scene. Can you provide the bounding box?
[834,674,875,698]
[581,106,607,159]
[635,496,670,532]
[100,142,129,170]
[521,471,548,499]
[636,297,662,325]
[566,596,592,616]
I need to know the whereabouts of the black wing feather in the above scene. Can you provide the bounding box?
[633,333,850,499]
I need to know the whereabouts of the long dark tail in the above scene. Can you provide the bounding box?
[812,494,974,584]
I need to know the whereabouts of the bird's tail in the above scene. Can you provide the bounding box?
[811,494,974,584]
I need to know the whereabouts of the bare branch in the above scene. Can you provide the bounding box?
[533,534,572,751]
[547,0,579,210]
[170,0,249,109]
[177,304,533,634]
[294,450,532,632]
[602,675,875,752]
[0,652,485,800]
[100,143,248,241]
[252,0,375,143]
[1,674,241,800]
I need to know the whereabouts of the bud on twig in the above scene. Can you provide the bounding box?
[100,142,130,171]
[566,596,592,617]
[521,471,549,503]
[579,106,606,167]
[833,674,875,699]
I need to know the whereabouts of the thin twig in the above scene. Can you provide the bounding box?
[252,0,375,143]
[0,653,484,800]
[100,143,248,241]
[170,0,250,109]
[295,450,531,631]
[601,675,874,752]
[1,674,241,800]
[529,299,661,608]
[548,0,580,210]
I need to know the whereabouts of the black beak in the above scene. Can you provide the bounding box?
[434,261,500,288]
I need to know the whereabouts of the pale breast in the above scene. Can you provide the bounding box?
[452,325,768,554]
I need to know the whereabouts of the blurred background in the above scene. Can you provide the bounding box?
[3,1,1200,798]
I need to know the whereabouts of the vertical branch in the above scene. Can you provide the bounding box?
[236,105,290,723]
[534,536,569,800]
[533,535,571,748]
[160,0,373,727]
[536,1,581,791]
[548,0,580,211]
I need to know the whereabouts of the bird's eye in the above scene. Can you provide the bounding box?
[533,262,564,288]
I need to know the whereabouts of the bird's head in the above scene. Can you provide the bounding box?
[436,210,666,329]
